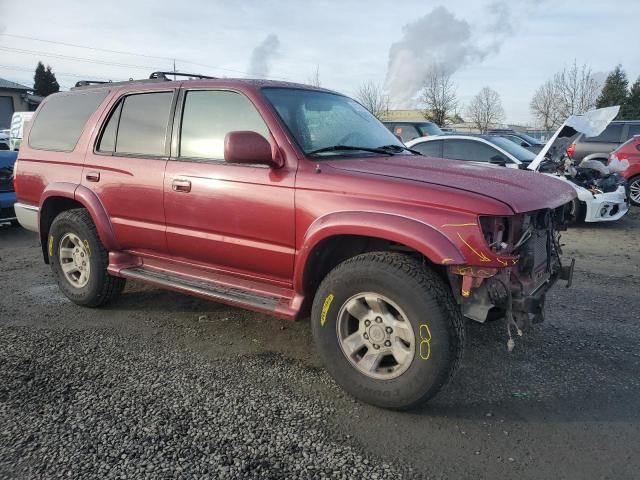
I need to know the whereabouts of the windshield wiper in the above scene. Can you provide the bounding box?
[377,144,422,155]
[307,145,394,157]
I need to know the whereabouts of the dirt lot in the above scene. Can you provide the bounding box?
[1,209,639,479]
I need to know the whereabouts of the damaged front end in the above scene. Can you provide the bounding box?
[448,205,574,350]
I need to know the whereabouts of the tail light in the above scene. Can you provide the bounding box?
[566,143,576,158]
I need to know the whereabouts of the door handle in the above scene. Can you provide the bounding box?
[86,171,100,182]
[172,178,191,193]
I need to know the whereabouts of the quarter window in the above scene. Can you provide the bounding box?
[583,124,623,143]
[179,90,269,160]
[29,90,108,151]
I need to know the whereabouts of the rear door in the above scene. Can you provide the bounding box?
[574,123,624,160]
[163,88,295,284]
[83,88,176,253]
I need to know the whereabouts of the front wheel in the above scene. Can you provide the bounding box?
[629,175,640,207]
[49,209,126,307]
[311,252,465,410]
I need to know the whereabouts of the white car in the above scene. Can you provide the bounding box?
[406,110,629,223]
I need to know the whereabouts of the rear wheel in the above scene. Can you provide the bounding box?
[629,175,640,207]
[569,198,585,224]
[311,252,465,410]
[49,209,125,307]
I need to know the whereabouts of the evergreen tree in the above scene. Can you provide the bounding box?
[595,65,628,111]
[33,62,60,97]
[621,77,640,120]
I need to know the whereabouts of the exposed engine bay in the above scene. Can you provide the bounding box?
[453,205,574,350]
[529,106,630,223]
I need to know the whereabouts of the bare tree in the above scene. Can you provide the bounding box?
[355,81,389,119]
[420,65,458,126]
[530,61,602,129]
[530,79,560,130]
[307,65,321,87]
[554,61,601,118]
[466,87,505,133]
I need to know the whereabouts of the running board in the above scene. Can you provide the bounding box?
[120,266,282,313]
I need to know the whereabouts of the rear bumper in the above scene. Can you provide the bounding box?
[14,202,39,232]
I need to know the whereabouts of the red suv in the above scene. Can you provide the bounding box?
[13,72,576,409]
[609,135,640,206]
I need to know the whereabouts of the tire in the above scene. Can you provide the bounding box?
[311,252,465,410]
[629,175,640,207]
[569,198,585,225]
[49,208,125,307]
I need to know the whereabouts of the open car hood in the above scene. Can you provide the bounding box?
[327,155,576,214]
[527,106,620,171]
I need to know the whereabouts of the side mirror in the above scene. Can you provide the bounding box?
[520,142,529,147]
[489,155,507,166]
[224,131,282,168]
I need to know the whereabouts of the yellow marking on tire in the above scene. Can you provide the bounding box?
[83,239,91,257]
[320,294,334,326]
[419,323,432,360]
[48,235,53,257]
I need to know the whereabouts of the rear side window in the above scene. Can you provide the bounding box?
[413,140,443,157]
[582,124,623,143]
[394,124,421,143]
[29,90,108,151]
[443,139,499,162]
[179,90,269,160]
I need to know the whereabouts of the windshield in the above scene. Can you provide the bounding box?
[485,136,537,162]
[416,122,443,136]
[262,88,403,157]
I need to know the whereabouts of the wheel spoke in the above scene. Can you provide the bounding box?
[357,349,383,373]
[59,248,74,260]
[341,332,366,357]
[391,339,413,365]
[364,294,389,316]
[345,298,369,322]
[390,318,413,344]
[61,261,79,274]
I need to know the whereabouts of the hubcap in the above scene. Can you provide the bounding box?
[336,293,416,380]
[58,233,91,288]
[630,178,640,204]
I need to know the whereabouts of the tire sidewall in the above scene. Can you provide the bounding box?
[49,214,105,305]
[629,176,640,207]
[312,259,455,408]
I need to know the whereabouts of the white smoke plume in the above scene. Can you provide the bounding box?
[247,34,280,78]
[384,4,513,108]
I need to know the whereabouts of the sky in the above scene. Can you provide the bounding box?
[0,0,639,125]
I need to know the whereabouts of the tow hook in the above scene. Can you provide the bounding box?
[559,258,575,288]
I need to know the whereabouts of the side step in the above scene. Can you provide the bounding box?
[120,266,283,314]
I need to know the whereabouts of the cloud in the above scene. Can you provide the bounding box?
[247,34,280,78]
[383,4,514,108]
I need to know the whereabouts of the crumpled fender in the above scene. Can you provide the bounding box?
[39,182,119,252]
[293,211,466,293]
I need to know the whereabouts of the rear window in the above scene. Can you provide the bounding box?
[626,124,640,139]
[582,123,624,143]
[29,90,108,151]
[416,122,443,136]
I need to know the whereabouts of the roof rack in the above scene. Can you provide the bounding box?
[149,71,218,80]
[72,71,217,90]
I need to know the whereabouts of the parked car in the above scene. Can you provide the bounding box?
[487,129,545,153]
[406,134,537,169]
[14,72,576,410]
[0,150,18,224]
[568,120,640,163]
[609,135,640,206]
[9,112,34,151]
[382,120,443,143]
[0,129,10,150]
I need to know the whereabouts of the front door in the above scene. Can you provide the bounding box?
[83,88,176,253]
[163,89,295,285]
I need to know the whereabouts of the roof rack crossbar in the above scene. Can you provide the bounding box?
[74,80,111,87]
[149,71,218,80]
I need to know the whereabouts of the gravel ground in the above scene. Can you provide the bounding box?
[1,209,639,479]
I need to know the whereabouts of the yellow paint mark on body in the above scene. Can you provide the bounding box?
[48,235,53,257]
[496,257,508,266]
[456,233,491,262]
[320,294,334,326]
[441,223,477,228]
[419,323,432,360]
[441,258,454,264]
